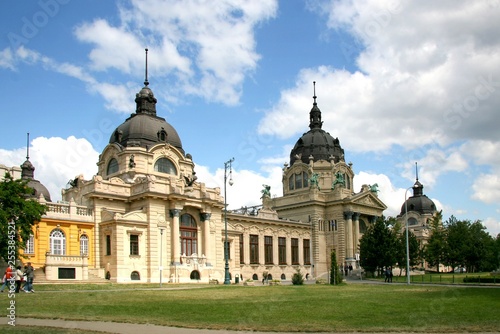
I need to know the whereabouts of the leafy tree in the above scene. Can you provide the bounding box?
[424,211,446,272]
[330,250,342,285]
[465,220,492,272]
[359,216,398,276]
[443,216,470,271]
[0,172,46,263]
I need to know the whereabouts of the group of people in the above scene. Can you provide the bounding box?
[384,267,393,283]
[0,262,35,293]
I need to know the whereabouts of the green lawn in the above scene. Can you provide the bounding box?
[372,272,499,285]
[2,283,500,332]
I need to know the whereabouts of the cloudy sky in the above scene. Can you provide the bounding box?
[1,0,499,236]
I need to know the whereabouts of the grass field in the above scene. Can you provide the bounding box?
[2,283,500,332]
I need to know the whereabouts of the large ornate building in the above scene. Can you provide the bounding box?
[3,74,388,283]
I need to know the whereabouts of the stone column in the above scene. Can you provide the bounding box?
[243,232,250,265]
[169,209,181,264]
[344,211,354,260]
[353,212,360,258]
[273,234,279,266]
[200,212,212,266]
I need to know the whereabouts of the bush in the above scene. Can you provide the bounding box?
[462,277,499,283]
[292,268,304,285]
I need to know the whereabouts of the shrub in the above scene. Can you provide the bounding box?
[292,268,304,285]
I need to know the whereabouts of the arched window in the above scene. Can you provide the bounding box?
[252,273,258,280]
[408,217,418,226]
[80,234,89,256]
[154,158,177,175]
[190,270,200,280]
[107,158,119,175]
[180,214,197,256]
[50,229,66,255]
[281,273,286,280]
[131,271,140,280]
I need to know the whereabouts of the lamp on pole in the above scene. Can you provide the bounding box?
[159,228,164,287]
[224,158,234,285]
[404,186,413,285]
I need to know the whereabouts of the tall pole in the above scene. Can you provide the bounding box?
[404,187,412,285]
[224,158,234,285]
[159,228,164,287]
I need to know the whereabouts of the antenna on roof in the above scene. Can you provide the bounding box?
[415,162,418,181]
[313,81,317,105]
[26,132,30,160]
[144,48,149,86]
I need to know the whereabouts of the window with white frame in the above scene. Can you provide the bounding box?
[80,234,89,256]
[50,229,66,255]
[25,234,34,254]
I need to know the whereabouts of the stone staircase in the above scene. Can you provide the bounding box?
[34,268,109,284]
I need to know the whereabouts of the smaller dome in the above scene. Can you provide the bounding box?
[20,158,51,202]
[26,179,51,202]
[400,180,436,215]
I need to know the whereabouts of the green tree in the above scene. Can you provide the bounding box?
[443,216,469,271]
[0,172,47,263]
[424,211,445,272]
[359,216,398,276]
[330,250,342,285]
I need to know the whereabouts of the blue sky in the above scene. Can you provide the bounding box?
[1,0,500,237]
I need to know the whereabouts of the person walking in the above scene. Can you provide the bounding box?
[0,267,13,292]
[15,266,24,293]
[24,262,35,293]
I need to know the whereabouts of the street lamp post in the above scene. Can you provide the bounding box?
[224,158,234,285]
[159,228,164,287]
[404,186,412,285]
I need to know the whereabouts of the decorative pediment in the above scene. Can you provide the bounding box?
[350,191,387,211]
[100,208,147,223]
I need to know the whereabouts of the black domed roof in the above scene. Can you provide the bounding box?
[109,82,184,154]
[400,180,436,215]
[21,158,51,202]
[290,88,344,165]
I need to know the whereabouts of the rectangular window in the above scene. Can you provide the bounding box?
[250,234,259,264]
[130,235,139,255]
[278,237,286,265]
[303,239,311,265]
[181,230,197,256]
[106,235,111,256]
[289,176,294,190]
[224,240,231,260]
[239,234,244,264]
[295,173,302,189]
[25,234,34,254]
[264,236,273,264]
[291,238,299,265]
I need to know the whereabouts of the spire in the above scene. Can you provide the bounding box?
[26,132,30,160]
[135,48,157,116]
[144,48,149,87]
[309,81,323,130]
[21,132,35,180]
[412,161,423,196]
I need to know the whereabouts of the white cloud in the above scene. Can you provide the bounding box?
[74,0,278,106]
[259,1,500,154]
[0,136,99,203]
[0,47,15,70]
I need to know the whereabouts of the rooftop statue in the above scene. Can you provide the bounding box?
[309,172,320,190]
[369,183,379,193]
[261,184,271,199]
[331,171,345,190]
